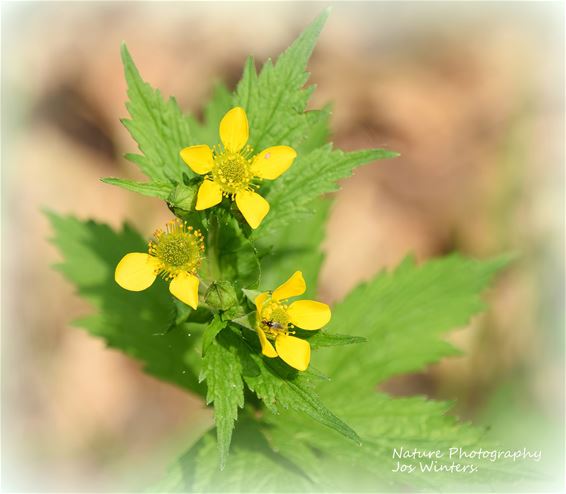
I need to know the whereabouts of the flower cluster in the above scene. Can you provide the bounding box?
[114,108,330,371]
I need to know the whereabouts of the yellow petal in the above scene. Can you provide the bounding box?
[115,253,159,291]
[219,107,249,152]
[169,272,199,309]
[287,300,331,330]
[180,145,214,175]
[275,334,310,371]
[253,146,297,180]
[257,328,277,358]
[255,292,269,315]
[196,180,223,210]
[235,191,269,229]
[272,271,306,302]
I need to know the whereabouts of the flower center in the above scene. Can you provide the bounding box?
[259,300,291,338]
[149,219,204,279]
[212,146,254,196]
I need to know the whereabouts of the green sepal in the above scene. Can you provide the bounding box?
[241,288,263,304]
[230,311,256,332]
[167,181,200,212]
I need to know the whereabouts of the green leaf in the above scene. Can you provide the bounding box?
[263,394,522,492]
[101,177,174,199]
[162,394,522,492]
[166,421,313,492]
[231,7,332,157]
[200,328,245,470]
[298,105,332,154]
[304,330,367,350]
[256,146,398,236]
[316,254,512,394]
[208,212,260,290]
[221,326,360,445]
[46,211,206,396]
[258,197,331,298]
[173,299,193,325]
[201,316,227,356]
[188,82,234,146]
[161,253,514,491]
[121,43,192,183]
[235,10,330,152]
[231,8,397,238]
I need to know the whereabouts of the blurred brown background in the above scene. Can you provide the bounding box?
[2,2,564,491]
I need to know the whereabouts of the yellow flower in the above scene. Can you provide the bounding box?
[114,219,205,309]
[180,107,297,229]
[254,271,331,371]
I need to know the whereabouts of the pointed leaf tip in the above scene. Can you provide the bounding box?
[120,42,132,63]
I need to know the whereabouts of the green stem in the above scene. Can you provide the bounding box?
[207,214,221,280]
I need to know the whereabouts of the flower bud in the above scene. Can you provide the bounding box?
[167,182,199,213]
[205,281,239,311]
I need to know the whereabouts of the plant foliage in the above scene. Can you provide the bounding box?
[47,8,517,492]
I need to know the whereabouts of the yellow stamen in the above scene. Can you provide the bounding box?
[210,144,257,197]
[148,219,204,280]
[258,298,294,339]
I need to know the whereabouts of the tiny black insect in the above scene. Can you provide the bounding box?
[262,320,284,330]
